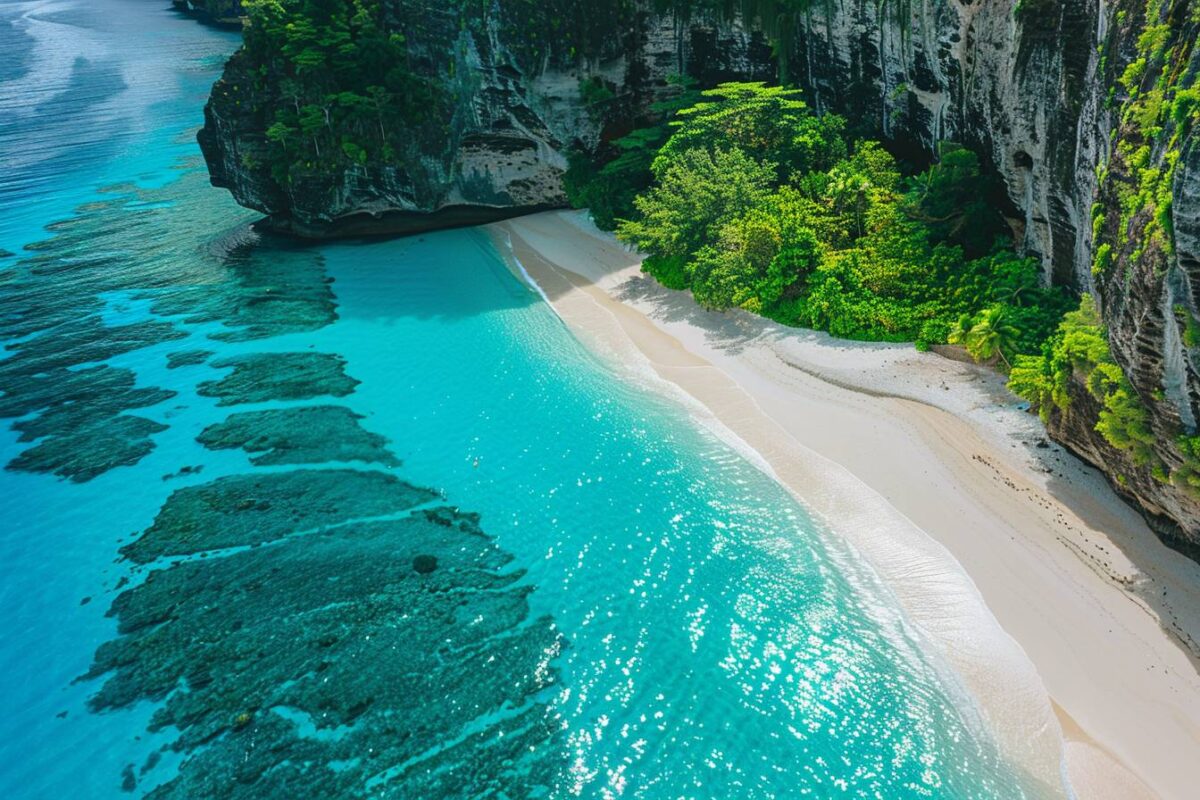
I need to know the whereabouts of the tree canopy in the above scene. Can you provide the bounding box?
[567,82,1071,356]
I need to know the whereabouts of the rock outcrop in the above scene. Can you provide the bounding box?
[171,0,243,28]
[198,0,1200,551]
[198,1,774,236]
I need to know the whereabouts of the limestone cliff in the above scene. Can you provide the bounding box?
[198,0,1200,550]
[780,0,1200,553]
[198,1,773,236]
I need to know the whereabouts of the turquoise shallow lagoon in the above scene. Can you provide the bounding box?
[0,1,1049,797]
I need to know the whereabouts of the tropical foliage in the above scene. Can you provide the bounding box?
[1008,295,1157,466]
[570,82,1069,359]
[238,0,440,184]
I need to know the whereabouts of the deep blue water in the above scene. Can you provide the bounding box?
[0,2,1050,798]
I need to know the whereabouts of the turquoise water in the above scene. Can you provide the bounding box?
[0,2,1047,797]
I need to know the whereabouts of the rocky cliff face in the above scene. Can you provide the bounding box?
[788,0,1102,287]
[781,0,1200,553]
[199,0,1200,550]
[198,1,774,236]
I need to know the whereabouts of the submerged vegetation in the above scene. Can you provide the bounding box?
[571,82,1069,360]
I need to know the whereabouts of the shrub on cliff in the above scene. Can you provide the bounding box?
[240,0,440,184]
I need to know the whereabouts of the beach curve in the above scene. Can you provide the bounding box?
[489,209,1200,800]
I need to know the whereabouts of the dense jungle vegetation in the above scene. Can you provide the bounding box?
[567,82,1072,362]
[568,63,1200,495]
[235,0,442,184]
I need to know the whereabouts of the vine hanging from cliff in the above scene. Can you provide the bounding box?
[1060,0,1200,495]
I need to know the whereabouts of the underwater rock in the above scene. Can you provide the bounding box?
[198,352,358,406]
[120,469,437,563]
[197,405,400,466]
[120,764,136,792]
[88,478,565,798]
[0,168,339,484]
[165,350,213,369]
[0,365,170,422]
[0,319,185,381]
[150,240,336,342]
[10,386,175,446]
[161,465,204,482]
[0,364,175,482]
[6,414,168,483]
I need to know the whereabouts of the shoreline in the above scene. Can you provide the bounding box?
[488,210,1200,800]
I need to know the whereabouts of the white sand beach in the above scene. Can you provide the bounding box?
[490,210,1200,800]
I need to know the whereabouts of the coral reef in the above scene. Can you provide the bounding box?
[197,405,400,466]
[199,352,358,405]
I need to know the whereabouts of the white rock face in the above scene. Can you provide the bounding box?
[791,0,1107,287]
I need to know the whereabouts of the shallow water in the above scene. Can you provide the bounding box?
[0,1,1048,797]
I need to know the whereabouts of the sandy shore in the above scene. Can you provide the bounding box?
[489,210,1200,800]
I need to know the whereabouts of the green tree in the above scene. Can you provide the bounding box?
[654,82,847,180]
[616,147,774,277]
[950,305,1021,368]
[905,142,1006,257]
[240,0,439,183]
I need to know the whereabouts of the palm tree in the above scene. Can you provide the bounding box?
[947,312,974,348]
[949,306,1019,370]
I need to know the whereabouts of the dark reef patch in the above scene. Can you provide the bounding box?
[0,319,185,378]
[88,473,565,798]
[0,318,184,481]
[7,414,168,483]
[0,365,172,428]
[197,405,399,466]
[162,464,204,482]
[120,468,436,563]
[199,352,358,406]
[0,169,340,482]
[165,349,213,369]
[149,235,336,342]
[0,365,175,482]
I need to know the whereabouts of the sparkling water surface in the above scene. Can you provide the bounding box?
[0,1,1045,797]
